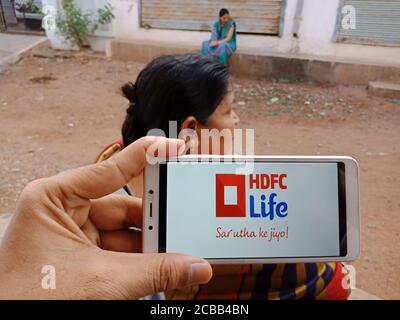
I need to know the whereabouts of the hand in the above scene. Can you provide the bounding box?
[0,137,212,299]
[210,40,220,48]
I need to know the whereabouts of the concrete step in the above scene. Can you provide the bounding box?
[0,33,47,66]
[368,81,400,99]
[0,213,12,243]
[348,288,381,300]
[107,38,400,85]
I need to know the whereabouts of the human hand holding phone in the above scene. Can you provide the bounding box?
[0,137,212,299]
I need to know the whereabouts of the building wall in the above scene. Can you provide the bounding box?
[297,0,400,65]
[44,0,399,66]
[108,0,400,66]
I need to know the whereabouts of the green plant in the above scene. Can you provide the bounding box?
[56,0,114,49]
[17,0,41,14]
[26,0,41,13]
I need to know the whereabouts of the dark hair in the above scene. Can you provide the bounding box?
[219,8,229,17]
[121,54,230,146]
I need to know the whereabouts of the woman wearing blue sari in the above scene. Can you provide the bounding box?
[200,8,237,65]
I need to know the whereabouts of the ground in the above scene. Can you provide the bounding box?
[0,51,399,299]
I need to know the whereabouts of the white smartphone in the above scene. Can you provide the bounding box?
[142,156,360,264]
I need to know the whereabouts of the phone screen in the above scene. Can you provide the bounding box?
[158,161,347,259]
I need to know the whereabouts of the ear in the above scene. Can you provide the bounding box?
[180,116,198,131]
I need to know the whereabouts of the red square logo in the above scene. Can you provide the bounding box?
[216,174,246,218]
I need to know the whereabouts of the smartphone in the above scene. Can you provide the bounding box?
[143,156,360,264]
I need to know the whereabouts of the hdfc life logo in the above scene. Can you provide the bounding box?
[216,174,289,220]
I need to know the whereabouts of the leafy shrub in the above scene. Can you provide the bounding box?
[56,0,114,49]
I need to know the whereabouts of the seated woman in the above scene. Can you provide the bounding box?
[95,54,350,300]
[200,8,237,65]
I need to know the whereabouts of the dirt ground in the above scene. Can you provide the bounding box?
[0,51,399,299]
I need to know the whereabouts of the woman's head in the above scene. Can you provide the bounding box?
[121,54,239,154]
[219,8,230,25]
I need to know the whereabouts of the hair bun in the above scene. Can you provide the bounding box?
[121,82,137,103]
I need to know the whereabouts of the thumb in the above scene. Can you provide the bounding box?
[105,252,213,299]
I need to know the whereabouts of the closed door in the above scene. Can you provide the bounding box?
[141,0,284,35]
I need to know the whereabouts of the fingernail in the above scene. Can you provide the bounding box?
[188,262,212,285]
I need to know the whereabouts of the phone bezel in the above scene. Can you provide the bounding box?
[143,156,360,264]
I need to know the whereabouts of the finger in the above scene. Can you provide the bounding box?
[55,137,185,200]
[104,251,213,299]
[89,195,142,231]
[81,218,101,246]
[100,230,141,253]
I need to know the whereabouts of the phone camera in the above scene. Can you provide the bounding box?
[148,226,153,231]
[149,190,154,195]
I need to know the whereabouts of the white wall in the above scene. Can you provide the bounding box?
[58,0,400,66]
[111,0,140,38]
[42,0,115,50]
[298,0,400,66]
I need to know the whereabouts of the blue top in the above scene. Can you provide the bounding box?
[211,18,237,51]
